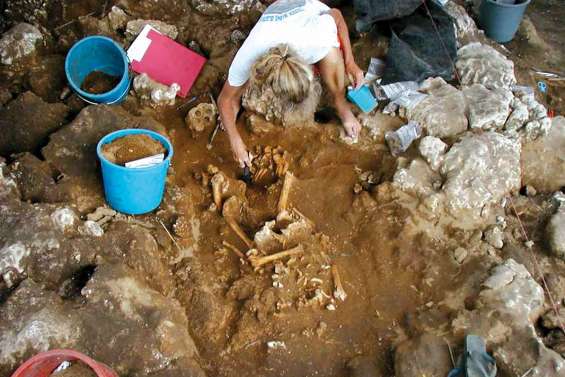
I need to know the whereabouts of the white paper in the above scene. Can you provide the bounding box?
[127,24,160,62]
[392,90,427,110]
[125,153,165,168]
[381,81,420,100]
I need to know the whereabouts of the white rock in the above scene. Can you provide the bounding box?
[456,43,516,90]
[80,220,104,237]
[440,132,521,214]
[521,116,565,192]
[546,211,565,261]
[108,6,129,30]
[50,208,77,231]
[0,23,43,65]
[125,20,178,40]
[464,84,512,130]
[133,73,179,106]
[484,225,504,249]
[453,247,468,264]
[406,78,468,138]
[418,136,447,171]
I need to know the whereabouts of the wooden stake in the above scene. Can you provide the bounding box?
[277,172,295,213]
[249,244,304,268]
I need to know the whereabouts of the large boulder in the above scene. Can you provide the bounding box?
[0,265,206,377]
[452,259,564,377]
[0,23,43,66]
[463,84,512,131]
[404,77,468,139]
[440,132,521,214]
[521,116,565,192]
[0,91,69,157]
[456,43,516,90]
[546,210,565,261]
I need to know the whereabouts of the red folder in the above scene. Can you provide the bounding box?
[129,29,206,98]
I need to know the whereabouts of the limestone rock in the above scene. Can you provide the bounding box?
[191,0,263,16]
[8,152,63,203]
[393,158,441,198]
[546,211,565,261]
[418,136,447,171]
[522,116,565,192]
[185,102,217,133]
[463,84,512,130]
[133,73,180,106]
[394,333,452,377]
[0,91,70,156]
[0,23,43,65]
[0,265,206,377]
[484,225,504,249]
[456,43,516,90]
[406,78,468,139]
[441,132,521,214]
[108,6,129,31]
[453,247,468,264]
[452,259,563,377]
[0,280,82,375]
[444,1,479,45]
[125,19,179,40]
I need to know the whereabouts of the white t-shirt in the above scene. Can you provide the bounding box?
[227,0,340,87]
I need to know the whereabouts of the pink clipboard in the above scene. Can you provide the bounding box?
[128,25,206,98]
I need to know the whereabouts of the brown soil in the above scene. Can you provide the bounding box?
[80,70,120,95]
[101,134,166,165]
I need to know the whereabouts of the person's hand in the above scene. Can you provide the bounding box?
[229,135,251,168]
[346,62,365,89]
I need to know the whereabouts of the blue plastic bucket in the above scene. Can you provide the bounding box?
[479,0,531,43]
[65,36,130,104]
[96,129,173,215]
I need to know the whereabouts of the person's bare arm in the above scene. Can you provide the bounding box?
[329,8,364,88]
[218,82,251,167]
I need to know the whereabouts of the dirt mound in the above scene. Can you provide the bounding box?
[80,71,121,95]
[101,134,166,165]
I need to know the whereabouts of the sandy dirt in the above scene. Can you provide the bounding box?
[101,134,166,165]
[80,70,121,95]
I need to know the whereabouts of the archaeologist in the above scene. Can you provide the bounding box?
[218,0,364,168]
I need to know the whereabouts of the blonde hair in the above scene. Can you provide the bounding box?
[243,45,321,126]
[250,45,313,103]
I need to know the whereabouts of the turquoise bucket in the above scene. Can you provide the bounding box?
[96,129,173,215]
[65,36,130,104]
[479,0,531,43]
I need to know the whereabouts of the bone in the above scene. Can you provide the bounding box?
[211,172,247,210]
[331,265,347,301]
[277,171,295,213]
[222,240,247,260]
[249,244,304,269]
[211,173,225,209]
[226,217,254,249]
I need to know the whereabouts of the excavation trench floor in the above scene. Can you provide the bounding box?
[153,109,459,376]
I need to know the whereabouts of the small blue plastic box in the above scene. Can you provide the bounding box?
[347,85,378,113]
